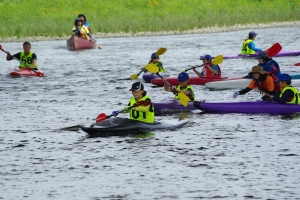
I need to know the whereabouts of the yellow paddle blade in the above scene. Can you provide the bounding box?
[130,74,138,79]
[156,47,167,55]
[212,55,223,65]
[178,92,189,107]
[145,63,159,74]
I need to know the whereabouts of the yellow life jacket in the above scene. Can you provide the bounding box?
[73,25,90,39]
[128,95,155,123]
[241,39,256,54]
[280,86,300,104]
[20,52,37,68]
[175,85,195,101]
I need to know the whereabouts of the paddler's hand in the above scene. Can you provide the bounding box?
[233,91,239,98]
[141,67,147,72]
[111,111,119,117]
[5,51,10,55]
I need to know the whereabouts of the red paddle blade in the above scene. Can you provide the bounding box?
[96,113,107,123]
[266,42,282,57]
[294,63,300,66]
[0,45,2,50]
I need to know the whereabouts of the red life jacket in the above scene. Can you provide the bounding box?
[202,64,221,77]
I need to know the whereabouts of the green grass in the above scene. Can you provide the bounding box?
[1,0,300,39]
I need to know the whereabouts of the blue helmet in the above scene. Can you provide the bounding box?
[178,72,189,82]
[151,53,159,59]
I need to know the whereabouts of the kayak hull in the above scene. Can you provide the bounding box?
[66,35,96,51]
[153,99,196,115]
[151,76,243,86]
[10,68,45,77]
[193,101,300,115]
[142,72,170,83]
[81,117,189,137]
[216,50,300,59]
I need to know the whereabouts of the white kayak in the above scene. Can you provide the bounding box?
[205,78,300,90]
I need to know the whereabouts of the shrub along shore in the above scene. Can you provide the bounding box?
[1,0,300,42]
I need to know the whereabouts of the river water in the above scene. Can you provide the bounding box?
[1,26,300,200]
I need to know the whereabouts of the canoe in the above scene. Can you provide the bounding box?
[81,117,189,137]
[66,35,96,51]
[142,72,170,83]
[215,50,300,59]
[153,99,196,115]
[10,68,45,77]
[193,101,300,115]
[205,76,300,90]
[151,76,243,86]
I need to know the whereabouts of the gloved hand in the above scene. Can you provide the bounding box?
[233,91,239,98]
[111,110,119,117]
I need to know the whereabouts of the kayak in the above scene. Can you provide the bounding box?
[81,117,189,137]
[205,76,300,90]
[10,68,45,77]
[193,101,300,115]
[216,50,300,59]
[66,35,96,51]
[142,72,170,83]
[153,99,196,115]
[151,76,243,86]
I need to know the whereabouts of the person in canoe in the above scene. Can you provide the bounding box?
[72,18,96,41]
[142,52,165,73]
[5,41,38,70]
[111,82,155,123]
[192,54,221,77]
[241,31,262,55]
[77,14,91,32]
[270,74,300,104]
[233,66,277,101]
[163,72,195,101]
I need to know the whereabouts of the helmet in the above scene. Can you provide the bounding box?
[74,18,83,25]
[249,31,258,37]
[151,53,159,59]
[178,72,189,82]
[256,51,268,59]
[200,54,212,61]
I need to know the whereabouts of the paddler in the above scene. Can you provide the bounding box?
[270,74,300,104]
[241,31,262,55]
[5,41,38,69]
[163,72,195,101]
[72,18,96,41]
[111,82,155,123]
[142,52,165,73]
[192,54,221,77]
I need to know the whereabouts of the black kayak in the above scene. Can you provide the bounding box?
[81,117,189,137]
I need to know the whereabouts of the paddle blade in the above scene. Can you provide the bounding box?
[294,63,300,66]
[266,42,282,57]
[0,45,2,50]
[178,92,189,107]
[145,63,159,74]
[212,55,223,65]
[156,47,167,56]
[130,74,138,79]
[96,113,107,123]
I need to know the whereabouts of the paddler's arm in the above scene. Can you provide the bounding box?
[192,67,203,77]
[163,78,172,92]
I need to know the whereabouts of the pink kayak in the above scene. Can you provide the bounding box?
[10,68,45,77]
[151,76,243,86]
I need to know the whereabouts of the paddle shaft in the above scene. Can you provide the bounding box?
[85,33,102,49]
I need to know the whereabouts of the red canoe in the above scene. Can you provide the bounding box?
[151,76,243,86]
[66,35,96,51]
[10,68,45,77]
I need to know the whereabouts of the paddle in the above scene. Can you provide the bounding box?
[181,55,223,72]
[0,44,40,74]
[130,47,167,80]
[96,100,151,123]
[294,63,300,66]
[265,42,282,57]
[145,63,189,107]
[85,33,102,49]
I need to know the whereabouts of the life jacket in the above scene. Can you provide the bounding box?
[280,86,300,104]
[241,39,256,54]
[128,95,154,123]
[154,62,165,72]
[175,85,195,101]
[73,25,90,39]
[267,59,281,78]
[254,74,274,93]
[266,72,280,92]
[202,64,221,77]
[19,52,37,68]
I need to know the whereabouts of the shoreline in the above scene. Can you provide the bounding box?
[1,21,300,42]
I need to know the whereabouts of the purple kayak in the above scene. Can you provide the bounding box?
[215,50,300,59]
[142,72,170,83]
[153,99,196,115]
[193,101,300,115]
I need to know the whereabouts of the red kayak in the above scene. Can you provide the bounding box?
[10,68,45,77]
[151,76,243,86]
[67,35,96,51]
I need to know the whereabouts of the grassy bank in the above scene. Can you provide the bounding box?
[1,0,300,41]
